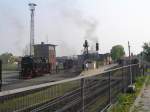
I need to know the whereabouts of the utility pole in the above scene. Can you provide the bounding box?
[29,3,37,56]
[127,41,135,93]
[128,41,132,85]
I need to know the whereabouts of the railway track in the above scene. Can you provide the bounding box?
[29,76,123,112]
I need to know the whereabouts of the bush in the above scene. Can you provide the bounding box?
[108,75,147,112]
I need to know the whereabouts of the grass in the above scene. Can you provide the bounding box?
[108,75,148,112]
[147,69,150,73]
[2,64,18,71]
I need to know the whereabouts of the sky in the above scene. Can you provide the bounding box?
[0,0,150,56]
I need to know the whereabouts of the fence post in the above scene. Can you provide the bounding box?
[136,64,139,77]
[81,78,85,112]
[0,60,2,91]
[143,65,145,75]
[122,67,125,93]
[132,65,135,82]
[139,64,142,76]
[109,72,111,104]
[130,64,133,85]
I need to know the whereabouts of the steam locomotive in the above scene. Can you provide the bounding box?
[20,56,51,79]
[20,56,82,79]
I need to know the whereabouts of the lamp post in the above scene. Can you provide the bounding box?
[29,3,37,56]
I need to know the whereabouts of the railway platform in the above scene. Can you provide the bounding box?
[80,64,118,76]
[132,72,150,112]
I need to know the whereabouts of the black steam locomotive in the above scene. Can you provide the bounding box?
[20,56,51,79]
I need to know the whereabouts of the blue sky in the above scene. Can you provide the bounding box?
[0,0,150,56]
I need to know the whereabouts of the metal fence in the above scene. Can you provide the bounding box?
[0,64,143,112]
[1,71,20,86]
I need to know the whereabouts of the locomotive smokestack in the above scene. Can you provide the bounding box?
[29,3,37,56]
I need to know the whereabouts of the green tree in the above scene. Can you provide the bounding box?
[111,45,125,61]
[142,42,150,62]
[0,53,13,64]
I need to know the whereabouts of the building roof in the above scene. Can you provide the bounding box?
[33,42,57,46]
